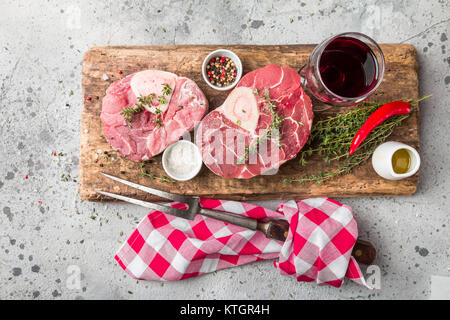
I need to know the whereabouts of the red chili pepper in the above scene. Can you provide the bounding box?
[86,96,92,101]
[118,70,123,74]
[348,101,411,155]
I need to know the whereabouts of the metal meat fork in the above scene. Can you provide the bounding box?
[96,172,376,265]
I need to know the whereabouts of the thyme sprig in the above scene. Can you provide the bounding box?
[154,117,162,128]
[237,88,284,164]
[282,96,430,185]
[120,82,172,123]
[263,89,284,137]
[120,103,145,122]
[139,161,174,183]
[162,83,172,95]
[157,95,167,105]
[120,94,155,122]
[138,93,156,105]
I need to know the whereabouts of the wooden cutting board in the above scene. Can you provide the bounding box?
[79,44,419,202]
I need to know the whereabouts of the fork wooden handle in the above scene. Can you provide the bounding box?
[258,219,376,265]
[199,208,376,265]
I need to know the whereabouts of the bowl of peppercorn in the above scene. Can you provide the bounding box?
[202,49,242,91]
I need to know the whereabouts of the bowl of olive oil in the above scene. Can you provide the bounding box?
[371,142,420,180]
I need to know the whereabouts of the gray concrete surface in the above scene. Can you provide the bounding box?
[0,0,449,300]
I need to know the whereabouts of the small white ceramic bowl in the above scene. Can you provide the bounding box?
[201,49,243,91]
[162,140,203,181]
[371,141,420,180]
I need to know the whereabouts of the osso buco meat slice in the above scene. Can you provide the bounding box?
[101,70,208,161]
[196,64,313,178]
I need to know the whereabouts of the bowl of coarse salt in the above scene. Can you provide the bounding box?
[162,140,203,181]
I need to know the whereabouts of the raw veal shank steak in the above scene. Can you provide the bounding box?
[101,70,208,161]
[196,64,313,178]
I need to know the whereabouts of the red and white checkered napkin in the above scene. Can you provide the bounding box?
[115,197,372,289]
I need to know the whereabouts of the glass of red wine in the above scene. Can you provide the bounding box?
[301,32,385,106]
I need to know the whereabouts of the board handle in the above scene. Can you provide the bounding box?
[258,219,376,265]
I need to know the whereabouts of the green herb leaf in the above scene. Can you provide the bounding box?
[157,95,167,105]
[154,117,162,128]
[120,94,151,122]
[162,83,172,96]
